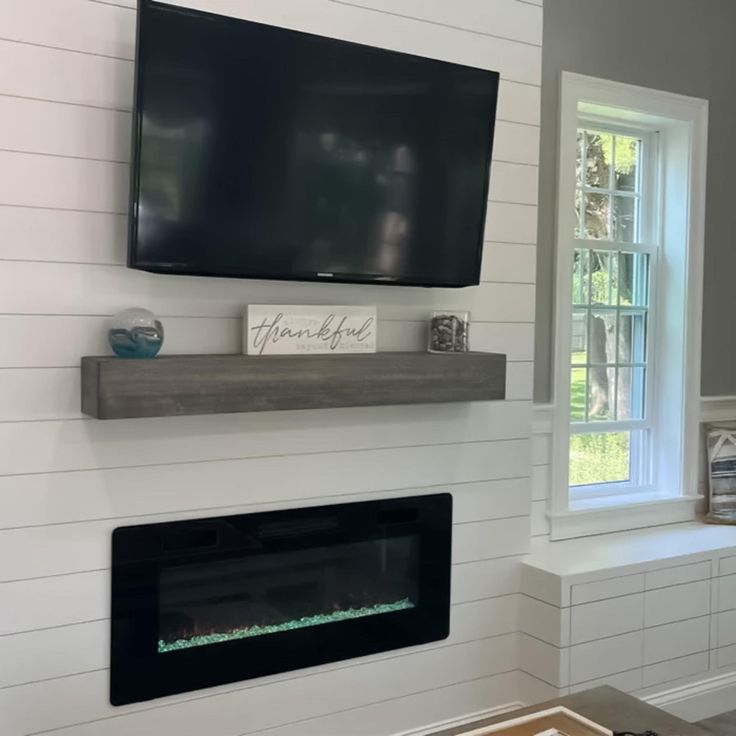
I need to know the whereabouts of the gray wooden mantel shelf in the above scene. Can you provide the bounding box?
[81,352,506,419]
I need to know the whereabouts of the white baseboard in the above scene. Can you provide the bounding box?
[642,670,736,723]
[393,702,524,736]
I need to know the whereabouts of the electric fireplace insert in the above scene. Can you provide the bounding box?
[110,494,452,705]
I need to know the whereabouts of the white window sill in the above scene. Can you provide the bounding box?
[525,519,736,582]
[548,493,701,541]
[570,488,685,512]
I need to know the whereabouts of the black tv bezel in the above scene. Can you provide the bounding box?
[128,0,498,289]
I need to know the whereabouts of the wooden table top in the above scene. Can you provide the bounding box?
[430,686,711,736]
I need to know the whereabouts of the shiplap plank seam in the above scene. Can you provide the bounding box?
[0,599,520,689]
[0,6,539,60]
[0,82,540,117]
[1,636,518,735]
[0,318,534,365]
[500,119,540,128]
[0,85,541,120]
[2,499,530,532]
[0,357,532,369]
[0,405,532,478]
[0,266,536,285]
[1,548,528,587]
[0,90,131,113]
[567,581,719,607]
[0,517,530,581]
[0,436,530,465]
[16,669,522,736]
[236,672,519,736]
[88,0,135,8]
[0,35,132,62]
[0,592,518,638]
[328,0,541,47]
[0,314,538,323]
[0,264,536,286]
[0,596,520,686]
[0,94,540,161]
[0,17,541,85]
[0,552,529,586]
[0,147,538,172]
[18,672,516,736]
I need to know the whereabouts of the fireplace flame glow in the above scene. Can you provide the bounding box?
[158,598,415,653]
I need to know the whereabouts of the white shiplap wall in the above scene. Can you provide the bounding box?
[531,406,553,540]
[0,1,542,734]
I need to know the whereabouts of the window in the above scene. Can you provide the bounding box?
[550,73,708,539]
[569,126,656,499]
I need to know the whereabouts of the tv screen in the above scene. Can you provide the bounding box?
[129,1,500,288]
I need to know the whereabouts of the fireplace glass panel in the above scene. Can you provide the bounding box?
[111,494,451,705]
[158,536,419,653]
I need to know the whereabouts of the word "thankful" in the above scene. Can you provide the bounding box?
[250,312,375,355]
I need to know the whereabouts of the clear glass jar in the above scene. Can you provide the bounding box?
[428,311,470,353]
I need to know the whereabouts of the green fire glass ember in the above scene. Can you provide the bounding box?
[159,598,415,653]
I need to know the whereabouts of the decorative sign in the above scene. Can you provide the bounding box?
[244,305,376,356]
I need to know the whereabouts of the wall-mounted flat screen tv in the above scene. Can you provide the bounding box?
[129,1,500,288]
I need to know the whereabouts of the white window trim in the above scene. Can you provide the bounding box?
[549,72,708,540]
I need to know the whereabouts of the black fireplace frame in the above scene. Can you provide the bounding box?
[110,494,452,705]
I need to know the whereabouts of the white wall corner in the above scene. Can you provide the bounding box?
[516,671,563,710]
[518,632,569,691]
[521,559,565,608]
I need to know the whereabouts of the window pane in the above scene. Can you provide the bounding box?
[616,366,646,420]
[572,249,589,304]
[574,189,582,238]
[576,130,584,185]
[569,432,631,486]
[614,136,640,192]
[589,309,616,360]
[618,252,649,306]
[587,311,616,365]
[588,308,616,421]
[584,193,610,239]
[618,312,647,363]
[588,364,615,421]
[585,132,612,188]
[571,311,587,361]
[612,195,637,243]
[590,251,618,305]
[570,366,586,421]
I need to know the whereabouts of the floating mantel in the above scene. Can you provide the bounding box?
[81,351,506,420]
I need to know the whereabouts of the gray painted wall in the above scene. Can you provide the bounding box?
[535,0,736,402]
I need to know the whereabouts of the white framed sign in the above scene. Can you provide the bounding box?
[244,305,376,356]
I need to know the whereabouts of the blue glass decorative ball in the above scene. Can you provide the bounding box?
[109,308,164,359]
